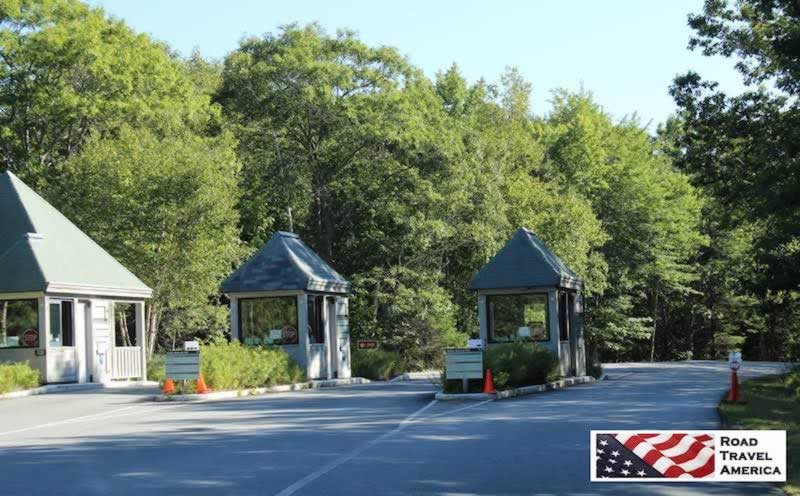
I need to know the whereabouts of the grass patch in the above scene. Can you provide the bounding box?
[0,362,40,394]
[719,367,799,495]
[351,348,407,381]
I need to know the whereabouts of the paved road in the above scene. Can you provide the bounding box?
[0,361,789,495]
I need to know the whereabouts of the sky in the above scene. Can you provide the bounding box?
[91,0,747,130]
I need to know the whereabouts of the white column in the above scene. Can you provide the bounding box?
[39,295,49,383]
[229,296,239,341]
[477,294,488,344]
[297,293,310,377]
[135,301,146,380]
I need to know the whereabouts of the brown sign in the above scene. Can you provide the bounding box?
[357,340,379,350]
[21,329,39,348]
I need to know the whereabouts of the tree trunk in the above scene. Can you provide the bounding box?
[145,302,161,359]
[650,290,658,362]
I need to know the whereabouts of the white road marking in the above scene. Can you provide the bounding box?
[275,399,439,496]
[0,403,184,437]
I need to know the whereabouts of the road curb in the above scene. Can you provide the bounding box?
[0,380,160,401]
[435,375,595,401]
[152,377,371,402]
[390,371,441,382]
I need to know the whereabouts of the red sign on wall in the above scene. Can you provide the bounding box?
[357,340,379,350]
[21,329,39,348]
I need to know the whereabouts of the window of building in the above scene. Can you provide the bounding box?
[487,293,549,343]
[558,292,570,341]
[114,303,137,347]
[239,297,299,345]
[0,299,39,348]
[48,300,73,347]
[307,295,325,344]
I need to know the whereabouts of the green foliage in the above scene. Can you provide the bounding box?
[351,349,407,381]
[586,362,603,380]
[665,0,800,361]
[0,362,40,393]
[0,0,218,187]
[351,267,464,369]
[147,354,166,384]
[53,127,244,356]
[199,340,304,391]
[720,371,800,494]
[482,343,560,390]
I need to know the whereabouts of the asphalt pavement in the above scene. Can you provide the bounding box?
[0,361,789,495]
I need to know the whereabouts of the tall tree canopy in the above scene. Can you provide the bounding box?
[667,0,800,360]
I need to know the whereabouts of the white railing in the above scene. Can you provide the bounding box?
[113,346,143,379]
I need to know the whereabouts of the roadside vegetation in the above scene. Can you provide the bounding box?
[0,0,797,368]
[720,368,800,495]
[442,343,559,393]
[148,341,304,393]
[0,362,40,394]
[351,349,408,381]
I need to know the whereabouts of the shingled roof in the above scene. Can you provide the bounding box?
[0,171,152,298]
[221,231,350,294]
[469,228,582,291]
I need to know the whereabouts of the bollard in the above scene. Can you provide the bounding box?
[727,369,739,402]
[727,351,742,403]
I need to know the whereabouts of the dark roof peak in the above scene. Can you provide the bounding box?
[469,228,582,291]
[221,232,350,294]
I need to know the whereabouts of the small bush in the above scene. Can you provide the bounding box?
[0,362,40,393]
[586,362,604,379]
[200,341,305,391]
[482,343,560,390]
[147,354,166,383]
[351,348,407,381]
[786,366,800,399]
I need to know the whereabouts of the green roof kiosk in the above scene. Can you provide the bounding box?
[469,228,586,377]
[221,231,352,380]
[0,172,152,384]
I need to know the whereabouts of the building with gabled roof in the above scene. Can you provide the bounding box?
[222,231,352,380]
[0,171,151,384]
[470,228,586,377]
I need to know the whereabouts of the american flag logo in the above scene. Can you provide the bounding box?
[594,432,715,479]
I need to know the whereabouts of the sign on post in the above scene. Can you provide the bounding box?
[445,348,483,392]
[166,352,200,381]
[357,340,379,350]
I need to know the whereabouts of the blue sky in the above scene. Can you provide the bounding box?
[92,0,746,130]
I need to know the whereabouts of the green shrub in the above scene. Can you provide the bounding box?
[586,362,604,379]
[147,354,166,383]
[199,341,304,391]
[351,348,407,381]
[0,362,40,393]
[482,343,560,390]
[786,366,800,399]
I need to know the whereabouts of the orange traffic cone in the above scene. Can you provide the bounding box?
[196,372,210,394]
[162,378,175,395]
[482,368,496,394]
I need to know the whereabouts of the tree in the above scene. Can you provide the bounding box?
[0,0,216,188]
[667,0,800,360]
[53,127,243,357]
[542,91,705,360]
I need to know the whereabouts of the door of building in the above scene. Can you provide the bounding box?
[326,297,337,379]
[47,300,78,383]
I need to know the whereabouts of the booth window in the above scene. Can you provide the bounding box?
[307,295,325,344]
[0,299,39,348]
[114,303,137,347]
[558,292,569,341]
[239,297,299,345]
[487,294,549,343]
[48,300,73,347]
